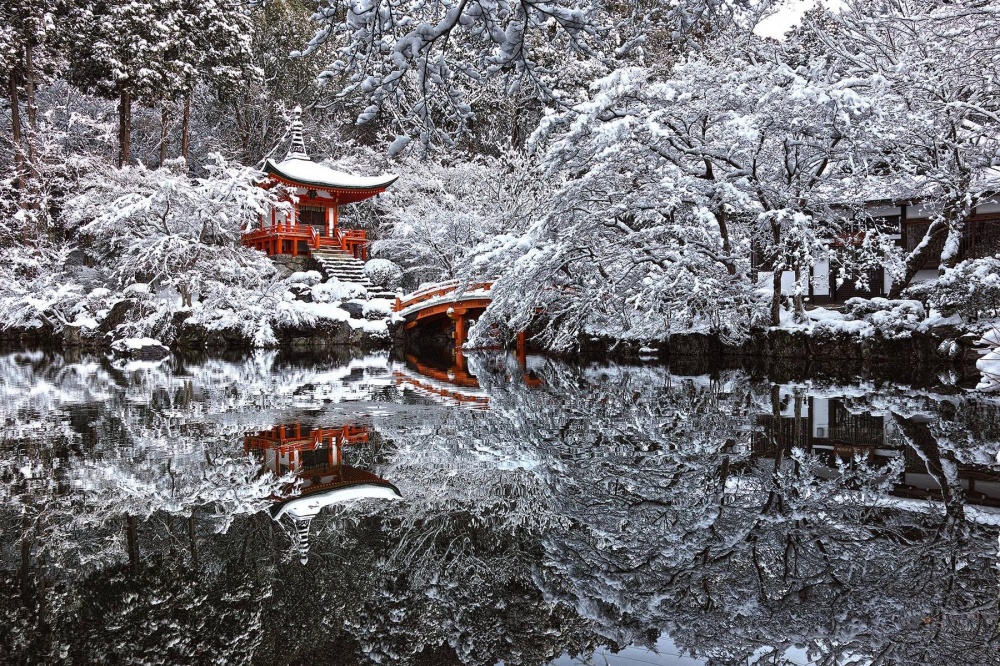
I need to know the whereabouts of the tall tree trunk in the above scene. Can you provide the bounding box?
[159,106,169,165]
[7,70,24,193]
[235,106,250,164]
[792,267,807,322]
[716,206,733,258]
[126,515,139,575]
[770,269,783,327]
[181,93,191,161]
[117,88,132,168]
[769,221,784,326]
[24,43,38,177]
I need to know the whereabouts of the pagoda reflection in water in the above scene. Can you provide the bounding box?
[245,423,400,563]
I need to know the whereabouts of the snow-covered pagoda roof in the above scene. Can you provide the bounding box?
[270,471,402,522]
[263,157,398,193]
[263,105,397,203]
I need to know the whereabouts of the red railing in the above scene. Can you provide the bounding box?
[242,222,311,241]
[242,223,368,256]
[394,280,493,313]
[339,229,368,259]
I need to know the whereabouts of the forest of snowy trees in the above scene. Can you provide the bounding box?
[3,0,1000,352]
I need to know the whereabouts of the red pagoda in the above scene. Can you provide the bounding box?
[242,106,397,261]
[245,423,401,563]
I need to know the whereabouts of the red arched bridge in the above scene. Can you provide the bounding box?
[393,280,526,355]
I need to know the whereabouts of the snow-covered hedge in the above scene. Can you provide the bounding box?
[362,298,394,320]
[843,297,926,337]
[310,278,367,303]
[907,256,1000,321]
[364,258,403,291]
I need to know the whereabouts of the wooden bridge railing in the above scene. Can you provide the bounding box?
[394,280,493,313]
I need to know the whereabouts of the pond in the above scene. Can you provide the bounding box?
[1,349,998,665]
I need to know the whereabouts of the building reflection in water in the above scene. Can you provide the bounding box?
[245,423,401,563]
[753,391,1000,509]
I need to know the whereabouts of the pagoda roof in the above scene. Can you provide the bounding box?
[264,156,398,198]
[270,467,402,521]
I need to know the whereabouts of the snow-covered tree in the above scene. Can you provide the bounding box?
[374,152,548,286]
[66,0,259,169]
[300,0,777,147]
[66,156,277,309]
[1,0,64,226]
[67,0,185,167]
[472,33,887,348]
[813,0,1000,297]
[162,0,259,163]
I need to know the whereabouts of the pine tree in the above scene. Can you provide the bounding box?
[67,0,185,168]
[1,0,60,208]
[165,0,258,162]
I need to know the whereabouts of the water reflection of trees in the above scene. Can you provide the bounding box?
[0,350,998,664]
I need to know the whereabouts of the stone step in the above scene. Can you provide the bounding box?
[307,248,399,300]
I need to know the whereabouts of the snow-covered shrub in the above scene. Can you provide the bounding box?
[286,270,324,286]
[311,279,367,303]
[364,259,403,291]
[907,256,1000,321]
[362,298,393,320]
[0,245,91,334]
[842,297,925,336]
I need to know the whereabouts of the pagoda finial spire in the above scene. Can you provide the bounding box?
[286,105,309,161]
[290,515,312,565]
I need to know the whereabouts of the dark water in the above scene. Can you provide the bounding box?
[2,349,999,665]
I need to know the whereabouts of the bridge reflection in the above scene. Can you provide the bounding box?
[393,353,542,409]
[753,392,1000,510]
[245,423,400,563]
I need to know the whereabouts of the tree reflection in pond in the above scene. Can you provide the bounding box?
[0,350,998,664]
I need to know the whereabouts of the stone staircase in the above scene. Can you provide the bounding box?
[310,248,395,299]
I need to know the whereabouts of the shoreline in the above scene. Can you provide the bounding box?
[0,314,402,358]
[2,318,983,366]
[578,324,981,365]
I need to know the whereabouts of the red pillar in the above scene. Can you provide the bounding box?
[451,308,467,348]
[516,330,527,366]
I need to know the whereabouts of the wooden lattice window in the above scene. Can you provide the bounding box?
[299,205,326,230]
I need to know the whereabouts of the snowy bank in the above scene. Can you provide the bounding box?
[0,275,401,353]
[575,300,984,366]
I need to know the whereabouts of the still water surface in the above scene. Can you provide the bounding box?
[2,349,998,665]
